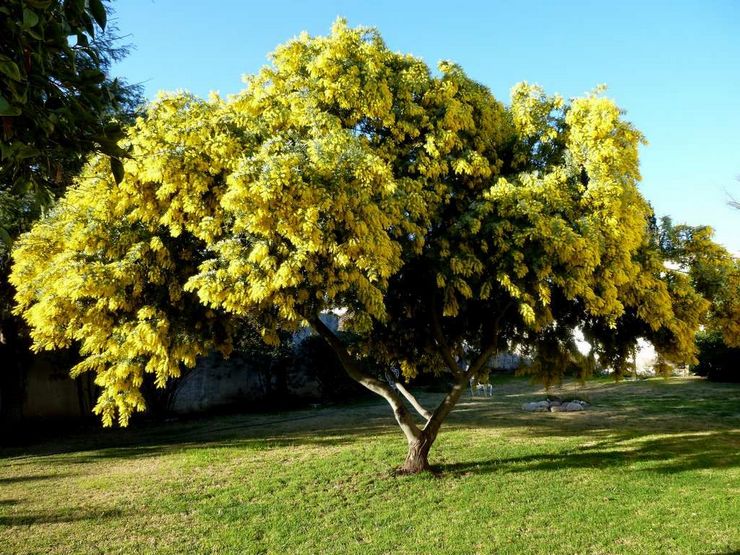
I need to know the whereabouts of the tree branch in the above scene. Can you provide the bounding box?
[467,301,513,378]
[424,302,512,438]
[423,371,469,438]
[308,315,421,443]
[467,342,497,378]
[430,297,465,376]
[394,381,432,421]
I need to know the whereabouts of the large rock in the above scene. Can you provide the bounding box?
[522,398,590,413]
[522,401,550,412]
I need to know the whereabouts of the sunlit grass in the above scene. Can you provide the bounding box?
[1,376,738,554]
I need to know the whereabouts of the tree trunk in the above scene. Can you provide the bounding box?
[308,313,497,476]
[399,433,435,474]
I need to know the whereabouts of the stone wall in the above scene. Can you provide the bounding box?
[170,352,271,414]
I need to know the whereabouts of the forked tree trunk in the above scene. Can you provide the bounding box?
[309,314,497,475]
[400,432,435,474]
[399,377,468,474]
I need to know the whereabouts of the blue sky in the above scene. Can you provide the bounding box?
[113,0,740,252]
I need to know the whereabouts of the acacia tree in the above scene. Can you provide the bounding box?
[11,21,712,472]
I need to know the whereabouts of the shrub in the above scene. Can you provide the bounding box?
[692,331,740,383]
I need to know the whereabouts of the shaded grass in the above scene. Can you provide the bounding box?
[0,376,738,554]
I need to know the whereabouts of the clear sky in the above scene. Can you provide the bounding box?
[112,0,740,252]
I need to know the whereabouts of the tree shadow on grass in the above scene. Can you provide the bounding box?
[434,430,740,476]
[0,508,124,527]
[0,410,400,467]
[6,416,737,478]
[28,426,401,467]
[1,378,738,476]
[0,474,70,485]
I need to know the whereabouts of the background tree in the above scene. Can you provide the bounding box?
[657,217,740,382]
[692,330,739,382]
[0,0,142,425]
[11,21,717,472]
[658,217,739,347]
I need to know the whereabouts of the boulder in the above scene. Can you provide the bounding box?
[522,401,550,412]
[522,399,589,412]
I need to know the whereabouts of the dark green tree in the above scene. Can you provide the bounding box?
[692,330,740,383]
[0,0,142,426]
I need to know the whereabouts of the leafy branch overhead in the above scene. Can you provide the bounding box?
[0,0,140,256]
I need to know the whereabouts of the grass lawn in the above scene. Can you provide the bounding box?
[1,376,738,554]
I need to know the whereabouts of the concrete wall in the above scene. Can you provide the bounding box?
[21,354,90,419]
[20,314,344,419]
[24,361,77,417]
[170,352,272,414]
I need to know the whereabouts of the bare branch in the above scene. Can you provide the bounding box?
[308,315,421,443]
[394,381,433,421]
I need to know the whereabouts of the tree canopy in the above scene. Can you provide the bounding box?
[10,20,728,472]
[658,217,740,382]
[657,217,739,348]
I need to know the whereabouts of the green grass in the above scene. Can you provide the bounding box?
[1,376,739,554]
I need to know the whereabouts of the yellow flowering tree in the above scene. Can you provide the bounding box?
[659,218,739,346]
[11,95,238,426]
[11,20,718,472]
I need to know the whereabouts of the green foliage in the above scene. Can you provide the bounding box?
[658,217,740,347]
[516,327,597,386]
[692,330,740,382]
[0,0,142,264]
